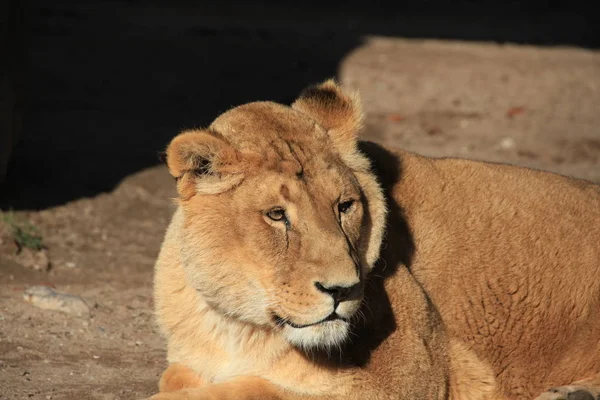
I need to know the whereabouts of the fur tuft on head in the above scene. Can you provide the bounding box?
[292,79,365,167]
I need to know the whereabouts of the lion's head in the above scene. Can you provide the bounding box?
[165,80,387,349]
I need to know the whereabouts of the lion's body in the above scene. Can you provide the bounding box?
[373,147,600,398]
[151,81,600,400]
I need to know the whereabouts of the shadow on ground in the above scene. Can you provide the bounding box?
[1,0,598,210]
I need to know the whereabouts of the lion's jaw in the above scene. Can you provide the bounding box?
[277,293,363,350]
[165,81,387,350]
[282,319,352,350]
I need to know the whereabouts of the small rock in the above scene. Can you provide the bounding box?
[386,113,404,123]
[506,106,526,118]
[499,137,516,150]
[11,248,51,271]
[65,262,76,269]
[459,144,475,154]
[23,286,90,317]
[92,355,100,359]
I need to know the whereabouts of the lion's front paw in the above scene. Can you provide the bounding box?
[144,389,218,400]
[535,386,599,400]
[159,363,204,393]
[145,394,169,400]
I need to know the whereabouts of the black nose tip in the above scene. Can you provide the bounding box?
[315,282,354,303]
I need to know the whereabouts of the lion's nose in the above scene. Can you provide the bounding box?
[314,281,358,304]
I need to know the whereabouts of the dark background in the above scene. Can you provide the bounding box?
[1,0,599,210]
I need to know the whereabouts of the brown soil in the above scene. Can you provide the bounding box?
[1,5,599,400]
[0,166,175,399]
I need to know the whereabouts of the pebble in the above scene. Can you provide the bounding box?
[23,286,90,317]
[12,248,51,271]
[459,144,475,154]
[500,137,516,150]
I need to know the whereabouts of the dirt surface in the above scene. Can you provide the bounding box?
[1,167,175,399]
[1,5,600,400]
[346,38,600,182]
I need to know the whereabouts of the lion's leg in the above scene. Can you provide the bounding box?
[535,373,600,400]
[150,376,307,400]
[158,363,205,393]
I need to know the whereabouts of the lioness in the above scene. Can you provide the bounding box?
[150,80,600,400]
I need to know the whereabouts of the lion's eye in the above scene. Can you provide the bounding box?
[338,200,355,214]
[266,208,287,222]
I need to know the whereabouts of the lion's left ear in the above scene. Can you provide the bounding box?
[292,79,363,157]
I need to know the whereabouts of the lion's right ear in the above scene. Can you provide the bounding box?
[165,129,244,199]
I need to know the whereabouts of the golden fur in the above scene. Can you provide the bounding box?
[148,80,600,400]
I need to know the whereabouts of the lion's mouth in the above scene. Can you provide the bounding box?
[274,312,347,329]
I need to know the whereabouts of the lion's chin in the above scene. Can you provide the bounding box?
[281,319,350,350]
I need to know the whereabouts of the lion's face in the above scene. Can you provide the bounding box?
[166,81,386,349]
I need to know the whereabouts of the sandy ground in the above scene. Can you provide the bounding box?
[1,6,599,400]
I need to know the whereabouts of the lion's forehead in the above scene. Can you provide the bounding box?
[210,101,354,195]
[210,101,329,152]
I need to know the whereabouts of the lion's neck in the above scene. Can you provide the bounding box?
[157,260,292,382]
